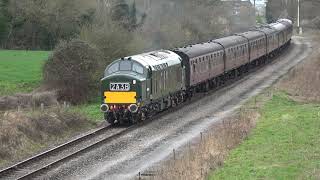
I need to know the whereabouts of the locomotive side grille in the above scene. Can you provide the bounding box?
[104,92,137,104]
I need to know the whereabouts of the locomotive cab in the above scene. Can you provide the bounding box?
[101,58,149,124]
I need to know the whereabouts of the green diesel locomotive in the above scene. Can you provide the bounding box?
[101,50,186,124]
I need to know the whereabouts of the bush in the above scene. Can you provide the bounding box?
[43,40,103,104]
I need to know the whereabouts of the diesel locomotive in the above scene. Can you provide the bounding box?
[100,19,293,125]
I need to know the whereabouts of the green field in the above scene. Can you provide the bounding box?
[209,93,320,179]
[0,50,49,96]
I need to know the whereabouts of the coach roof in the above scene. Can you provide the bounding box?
[213,35,247,48]
[175,42,224,58]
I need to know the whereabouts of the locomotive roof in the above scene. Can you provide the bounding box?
[175,42,223,58]
[213,35,247,48]
[127,50,182,70]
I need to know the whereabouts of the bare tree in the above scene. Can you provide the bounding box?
[4,0,95,49]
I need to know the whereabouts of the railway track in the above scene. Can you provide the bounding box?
[0,125,129,180]
[0,104,196,180]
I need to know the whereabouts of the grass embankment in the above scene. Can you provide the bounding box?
[0,50,49,96]
[0,51,104,168]
[0,108,97,167]
[210,93,320,179]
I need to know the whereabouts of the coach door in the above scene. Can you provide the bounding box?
[147,66,152,101]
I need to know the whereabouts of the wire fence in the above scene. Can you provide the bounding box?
[0,101,71,114]
[136,131,215,180]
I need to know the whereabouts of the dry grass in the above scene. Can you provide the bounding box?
[146,109,260,180]
[0,107,95,167]
[277,32,320,102]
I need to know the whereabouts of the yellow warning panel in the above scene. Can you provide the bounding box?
[104,92,137,104]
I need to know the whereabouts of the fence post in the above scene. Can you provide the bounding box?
[138,172,141,180]
[63,101,67,109]
[41,103,44,111]
[254,97,257,108]
[173,149,176,161]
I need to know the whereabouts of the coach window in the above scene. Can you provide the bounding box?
[155,78,158,94]
[260,39,262,46]
[160,72,163,90]
[193,64,196,73]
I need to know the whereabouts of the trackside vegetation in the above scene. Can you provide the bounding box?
[71,102,103,123]
[209,93,320,179]
[0,50,49,96]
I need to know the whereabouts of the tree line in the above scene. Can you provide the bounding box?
[0,0,142,50]
[0,0,251,51]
